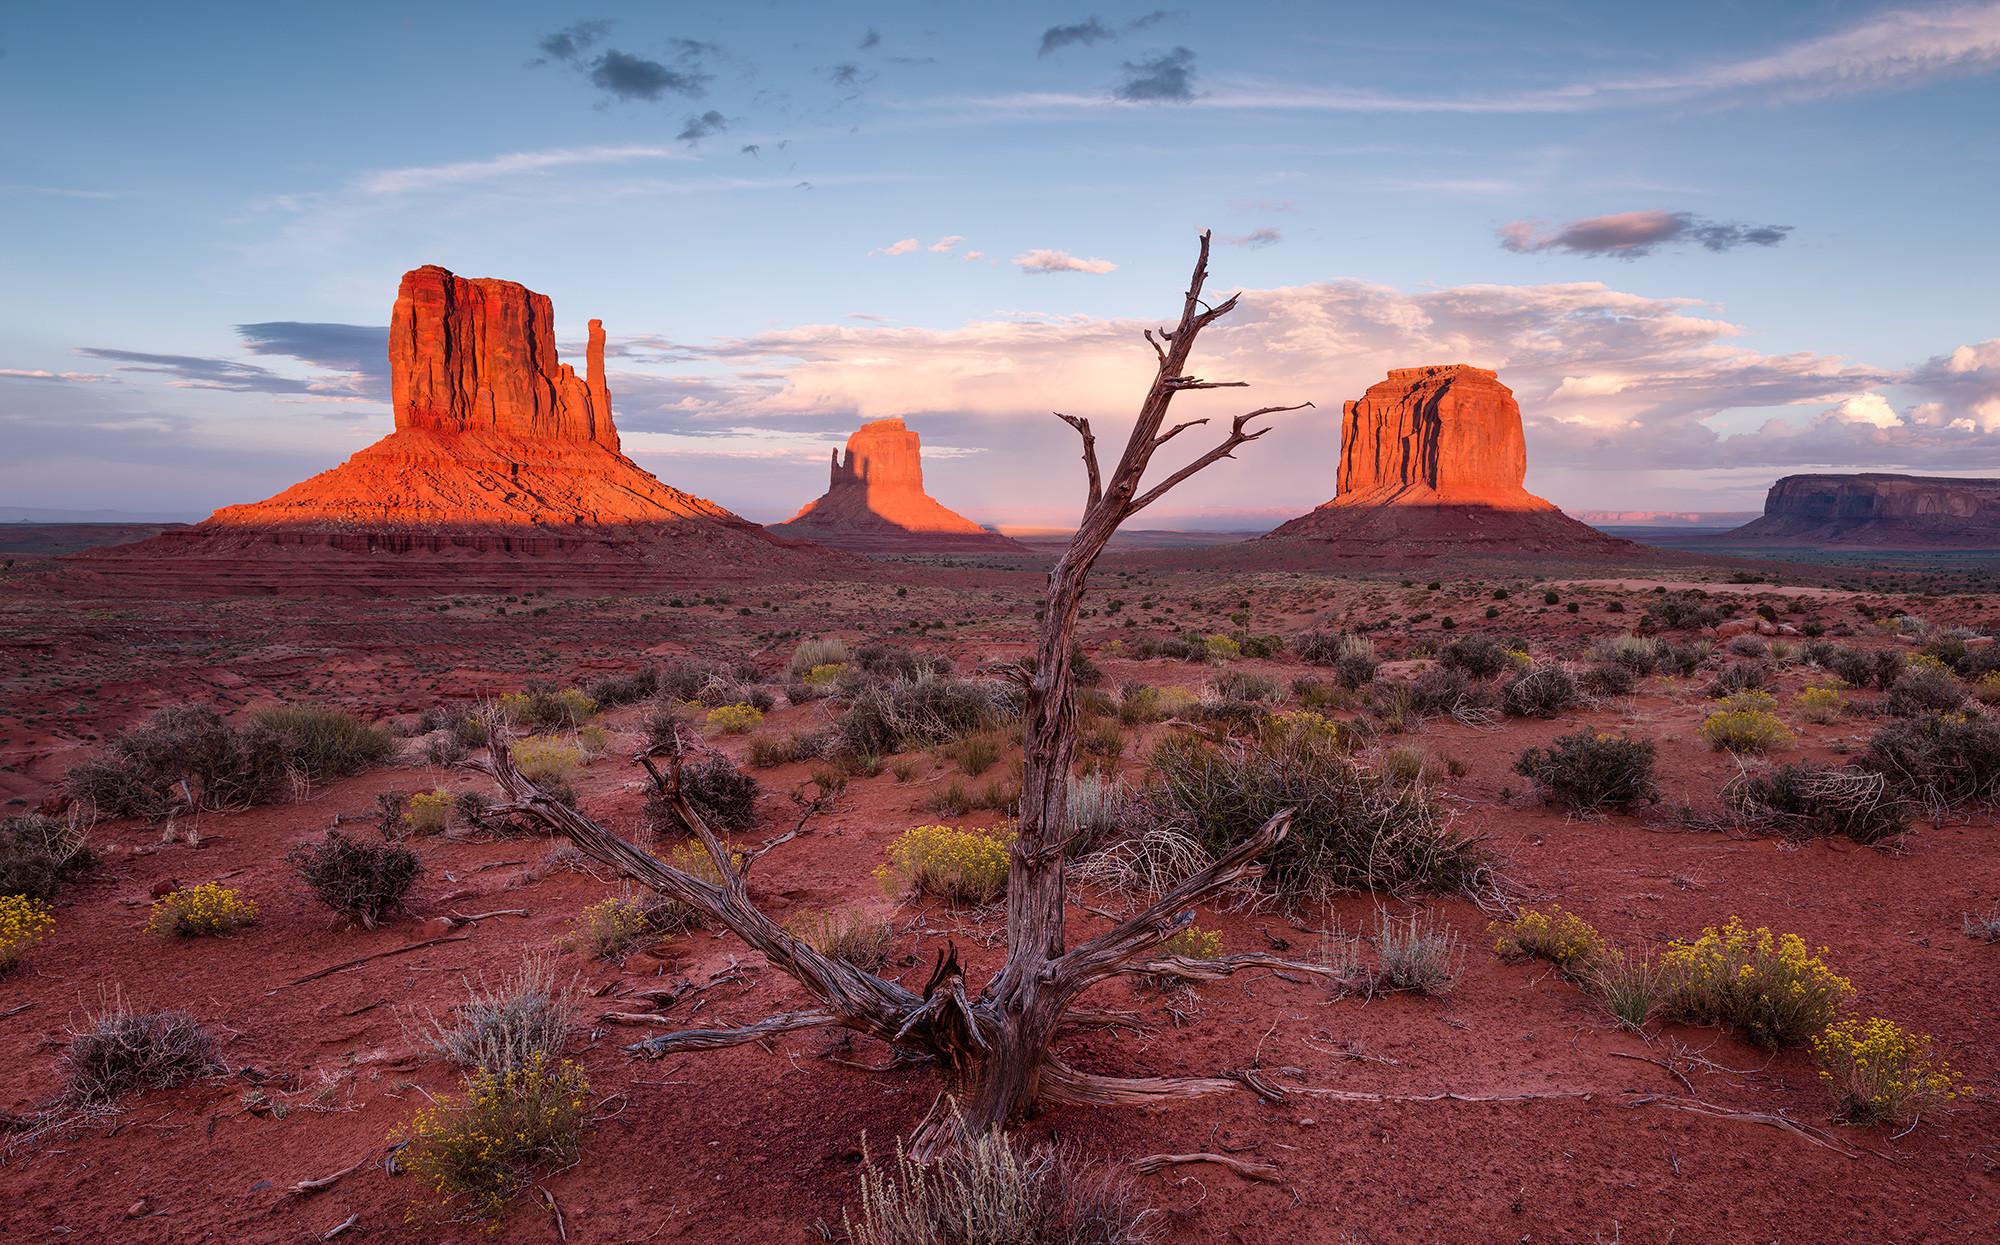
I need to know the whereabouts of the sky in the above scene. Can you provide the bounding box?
[3,1,1999,529]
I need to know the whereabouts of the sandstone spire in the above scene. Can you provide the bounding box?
[774,418,1021,552]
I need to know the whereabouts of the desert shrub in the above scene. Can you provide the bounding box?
[1810,641,1872,688]
[1659,918,1852,1047]
[1795,683,1846,723]
[847,1123,1156,1245]
[424,732,470,766]
[1295,630,1346,665]
[405,789,454,834]
[581,666,659,707]
[1964,905,2000,943]
[0,894,55,973]
[395,1054,589,1225]
[0,811,95,901]
[656,655,730,701]
[511,735,584,785]
[1373,666,1490,730]
[1513,731,1659,813]
[1124,631,1209,662]
[565,892,691,958]
[1699,707,1794,754]
[1150,731,1485,905]
[833,674,1008,758]
[1259,709,1356,754]
[1654,638,1712,677]
[852,642,952,682]
[417,954,578,1073]
[1641,590,1724,631]
[788,907,893,972]
[1707,659,1774,696]
[1725,634,1769,658]
[706,703,764,735]
[67,704,290,818]
[147,882,256,937]
[1439,634,1511,679]
[788,637,851,680]
[645,753,759,837]
[877,824,1012,905]
[1813,1018,1959,1127]
[1491,906,1606,972]
[949,730,1007,777]
[290,830,421,927]
[1974,671,2000,705]
[1333,636,1380,689]
[1114,683,1165,725]
[1071,816,1213,898]
[1582,661,1639,697]
[1585,951,1662,1031]
[1211,671,1281,703]
[1203,633,1241,661]
[1726,765,1910,845]
[1376,745,1453,788]
[250,704,395,782]
[1500,663,1580,718]
[1865,712,2000,808]
[1590,634,1660,674]
[1867,648,1907,690]
[1884,665,1965,718]
[1159,924,1223,961]
[1372,911,1463,996]
[498,686,597,732]
[748,732,824,769]
[61,1000,222,1106]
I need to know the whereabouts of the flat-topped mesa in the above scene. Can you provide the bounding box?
[390,265,617,450]
[1718,473,2000,548]
[1258,363,1639,561]
[1334,365,1552,511]
[773,418,1022,552]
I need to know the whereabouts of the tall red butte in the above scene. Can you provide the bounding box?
[772,418,1022,553]
[1258,364,1637,560]
[78,266,830,590]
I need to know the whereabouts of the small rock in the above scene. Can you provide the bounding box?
[411,916,455,941]
[148,877,183,900]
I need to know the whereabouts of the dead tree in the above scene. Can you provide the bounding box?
[469,231,1313,1151]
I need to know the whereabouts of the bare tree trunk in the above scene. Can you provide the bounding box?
[468,231,1312,1154]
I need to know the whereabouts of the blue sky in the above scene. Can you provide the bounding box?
[4,1,1999,526]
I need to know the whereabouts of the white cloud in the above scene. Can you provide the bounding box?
[1828,392,1903,428]
[928,235,965,253]
[870,237,921,256]
[0,369,114,382]
[1013,249,1117,275]
[963,250,986,262]
[1553,374,1628,399]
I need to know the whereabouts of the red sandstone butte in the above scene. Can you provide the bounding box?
[76,266,831,589]
[773,418,1022,553]
[1261,365,1638,558]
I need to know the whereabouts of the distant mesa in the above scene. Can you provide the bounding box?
[77,266,832,589]
[1258,364,1639,559]
[1715,473,2000,549]
[772,418,1023,553]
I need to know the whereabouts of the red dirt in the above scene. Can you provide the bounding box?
[1,562,1995,1243]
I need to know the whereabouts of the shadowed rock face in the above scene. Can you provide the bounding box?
[1261,364,1636,559]
[1719,474,2000,548]
[773,419,1021,552]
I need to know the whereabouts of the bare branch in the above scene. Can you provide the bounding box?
[1130,1152,1282,1184]
[1151,418,1208,449]
[1124,951,1348,985]
[626,1009,837,1057]
[1055,413,1102,510]
[1127,403,1314,516]
[1143,328,1167,364]
[1161,377,1250,392]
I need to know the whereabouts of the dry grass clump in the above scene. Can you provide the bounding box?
[787,636,851,679]
[405,789,454,834]
[1658,917,1852,1048]
[1865,711,2000,809]
[0,811,96,901]
[1513,730,1660,814]
[1583,950,1664,1031]
[847,1122,1157,1245]
[833,673,1011,761]
[417,954,579,1073]
[1499,663,1581,718]
[1725,765,1910,845]
[877,824,1013,905]
[498,685,597,731]
[1884,666,1966,718]
[1370,911,1464,996]
[1965,905,2000,943]
[247,703,397,781]
[146,882,256,937]
[1297,632,1380,689]
[1812,1017,1959,1127]
[1438,634,1513,679]
[289,830,422,928]
[788,907,894,972]
[395,1054,590,1226]
[62,998,222,1106]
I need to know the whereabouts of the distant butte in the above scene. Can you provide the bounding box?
[74,266,834,591]
[1257,364,1639,560]
[1715,473,2000,548]
[772,418,1023,554]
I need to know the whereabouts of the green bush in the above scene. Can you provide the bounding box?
[1884,666,1965,718]
[1699,708,1794,754]
[1707,660,1773,697]
[1438,634,1511,679]
[1513,730,1659,813]
[832,674,1008,758]
[68,705,288,818]
[250,704,396,782]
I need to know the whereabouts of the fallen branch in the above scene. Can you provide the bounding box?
[321,1214,359,1241]
[444,908,528,926]
[271,933,471,991]
[282,1154,369,1198]
[1625,1094,1859,1158]
[1131,1152,1281,1183]
[627,1009,838,1057]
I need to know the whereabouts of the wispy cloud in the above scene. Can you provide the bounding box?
[0,368,115,382]
[677,110,729,143]
[533,24,721,104]
[928,235,966,253]
[1115,47,1196,102]
[0,183,118,200]
[1225,227,1282,249]
[1013,249,1118,274]
[75,346,375,403]
[870,237,921,256]
[1039,11,1185,56]
[1500,210,1792,257]
[353,145,689,196]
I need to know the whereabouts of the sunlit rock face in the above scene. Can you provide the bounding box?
[773,418,1022,552]
[1719,474,2000,548]
[1261,364,1635,558]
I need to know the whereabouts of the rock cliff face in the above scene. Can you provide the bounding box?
[1718,474,2000,548]
[81,266,832,588]
[773,419,1021,553]
[1260,364,1638,561]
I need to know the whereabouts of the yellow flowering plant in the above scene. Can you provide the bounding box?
[1659,917,1852,1047]
[1699,707,1795,754]
[147,882,257,937]
[803,662,847,688]
[1160,925,1224,960]
[1794,684,1845,723]
[0,894,55,972]
[876,824,1013,904]
[511,736,584,783]
[706,704,764,734]
[405,790,454,834]
[1812,1016,1959,1127]
[394,1052,590,1224]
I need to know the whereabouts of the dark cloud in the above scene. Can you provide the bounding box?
[831,61,876,94]
[1127,10,1182,31]
[1039,18,1113,56]
[740,143,761,158]
[859,27,880,50]
[589,49,710,102]
[1499,210,1793,258]
[76,330,386,405]
[534,20,610,64]
[1226,227,1282,249]
[677,110,728,143]
[236,322,389,396]
[76,347,326,396]
[1114,46,1196,102]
